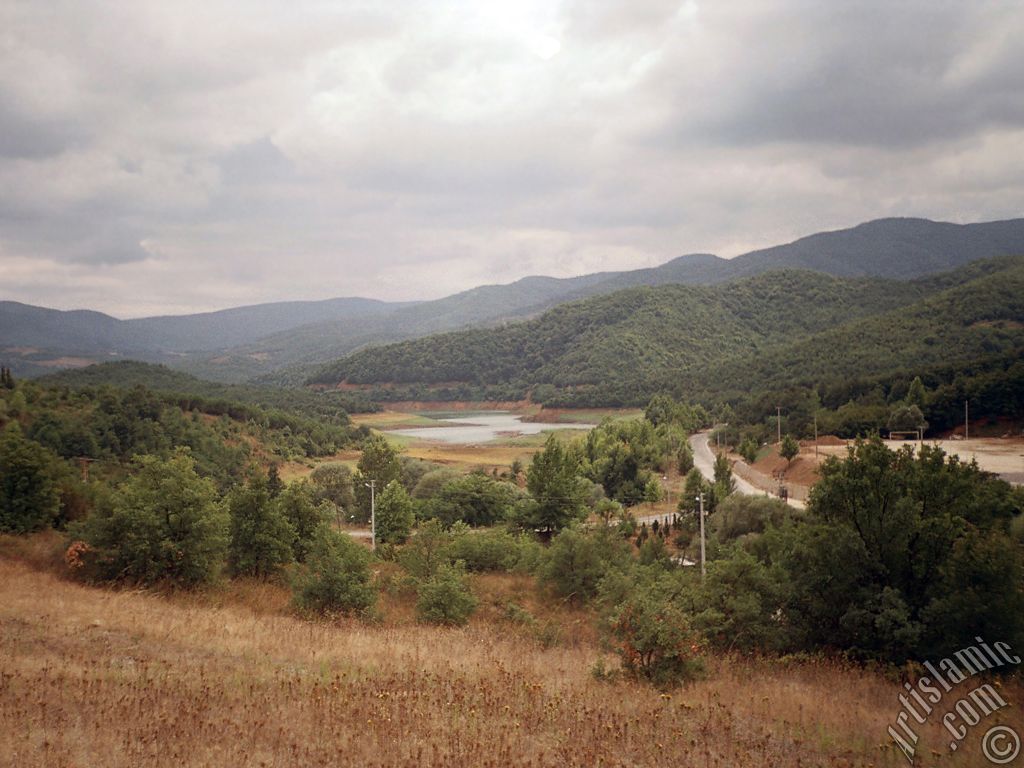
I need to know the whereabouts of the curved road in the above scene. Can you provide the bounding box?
[689,432,806,509]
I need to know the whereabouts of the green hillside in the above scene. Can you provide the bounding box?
[39,361,378,419]
[309,257,1024,407]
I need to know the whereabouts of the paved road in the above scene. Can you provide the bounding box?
[689,432,759,495]
[688,432,806,509]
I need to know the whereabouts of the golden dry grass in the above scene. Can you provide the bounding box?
[2,541,1022,767]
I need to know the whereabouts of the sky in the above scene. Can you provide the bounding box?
[1,0,1023,317]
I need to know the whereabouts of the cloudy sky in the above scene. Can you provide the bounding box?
[1,1,1023,316]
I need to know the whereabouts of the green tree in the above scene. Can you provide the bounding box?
[293,527,376,617]
[309,463,355,519]
[0,423,61,533]
[906,375,927,408]
[713,453,734,494]
[354,435,401,523]
[676,444,694,475]
[275,480,328,562]
[375,479,414,545]
[267,463,284,497]
[517,435,588,533]
[779,434,800,465]
[420,473,518,527]
[227,475,296,578]
[415,562,478,626]
[887,404,928,434]
[773,438,1024,661]
[678,468,707,514]
[737,438,759,465]
[711,494,793,541]
[73,451,228,587]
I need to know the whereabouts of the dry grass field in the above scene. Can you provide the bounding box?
[3,534,1022,767]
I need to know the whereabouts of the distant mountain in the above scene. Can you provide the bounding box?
[721,217,1024,280]
[128,297,405,350]
[309,256,1024,407]
[4,216,1024,382]
[0,296,404,378]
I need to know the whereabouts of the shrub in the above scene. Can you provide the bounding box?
[447,528,542,572]
[293,527,376,617]
[609,587,704,688]
[539,528,631,603]
[711,494,794,541]
[683,546,785,652]
[397,519,453,579]
[415,562,478,626]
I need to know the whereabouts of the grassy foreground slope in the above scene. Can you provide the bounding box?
[311,257,1024,406]
[2,545,1016,768]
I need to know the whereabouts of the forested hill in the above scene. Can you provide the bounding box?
[309,257,1024,407]
[184,216,1024,382]
[38,360,378,419]
[6,216,1024,383]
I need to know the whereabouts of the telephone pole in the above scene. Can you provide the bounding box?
[776,406,782,444]
[964,400,969,441]
[364,480,376,551]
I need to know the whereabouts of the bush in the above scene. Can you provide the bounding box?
[683,546,785,652]
[293,527,376,617]
[711,494,794,541]
[609,586,704,688]
[415,562,478,626]
[71,450,228,588]
[397,519,453,579]
[539,528,631,603]
[447,528,542,572]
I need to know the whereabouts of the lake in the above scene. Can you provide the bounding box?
[387,411,595,445]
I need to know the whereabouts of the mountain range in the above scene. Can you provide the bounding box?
[4,216,1024,382]
[310,256,1024,407]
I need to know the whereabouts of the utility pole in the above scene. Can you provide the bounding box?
[364,480,376,551]
[697,492,706,580]
[776,406,782,445]
[965,400,969,441]
[813,415,818,459]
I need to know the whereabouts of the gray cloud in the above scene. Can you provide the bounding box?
[0,0,1022,316]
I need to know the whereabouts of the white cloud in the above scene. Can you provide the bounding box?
[0,0,1022,315]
